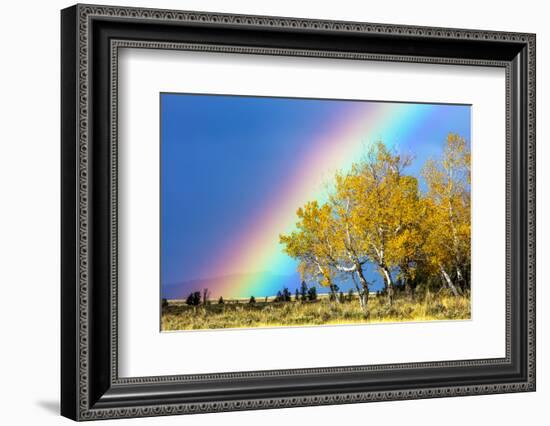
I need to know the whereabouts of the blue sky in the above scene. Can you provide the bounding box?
[161,93,470,299]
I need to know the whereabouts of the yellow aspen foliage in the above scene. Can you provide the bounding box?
[281,133,471,310]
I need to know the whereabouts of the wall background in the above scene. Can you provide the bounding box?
[0,0,546,424]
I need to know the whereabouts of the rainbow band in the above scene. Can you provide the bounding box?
[206,102,437,298]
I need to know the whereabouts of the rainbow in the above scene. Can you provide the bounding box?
[199,101,439,299]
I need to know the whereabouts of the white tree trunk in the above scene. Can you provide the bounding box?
[456,266,466,291]
[356,268,369,311]
[329,284,340,304]
[381,265,395,305]
[440,266,459,297]
[351,270,369,315]
[382,267,393,288]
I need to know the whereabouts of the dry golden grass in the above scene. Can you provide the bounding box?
[161,291,470,331]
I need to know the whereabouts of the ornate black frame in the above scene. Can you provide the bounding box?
[61,4,536,421]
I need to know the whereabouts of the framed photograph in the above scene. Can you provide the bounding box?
[61,4,536,421]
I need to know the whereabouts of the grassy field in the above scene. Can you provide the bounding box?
[161,291,470,331]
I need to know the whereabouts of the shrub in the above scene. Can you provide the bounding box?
[329,284,340,302]
[300,281,308,301]
[307,286,317,301]
[282,287,292,302]
[186,291,201,306]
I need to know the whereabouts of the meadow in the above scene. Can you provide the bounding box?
[161,290,470,331]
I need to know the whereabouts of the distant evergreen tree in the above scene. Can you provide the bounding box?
[347,288,354,302]
[339,291,345,304]
[329,284,340,302]
[274,288,292,302]
[295,288,300,302]
[186,291,201,306]
[307,286,317,301]
[282,287,292,302]
[162,298,168,308]
[202,288,210,305]
[249,296,256,304]
[218,296,224,304]
[300,281,308,301]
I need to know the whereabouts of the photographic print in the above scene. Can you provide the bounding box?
[160,93,471,331]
